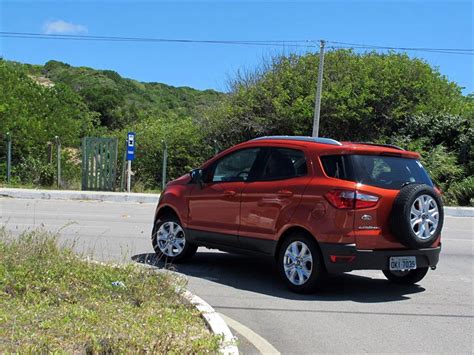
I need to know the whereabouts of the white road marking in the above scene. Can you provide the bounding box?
[219,313,280,355]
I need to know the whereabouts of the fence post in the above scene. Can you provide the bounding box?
[55,136,61,189]
[161,140,168,191]
[6,132,11,183]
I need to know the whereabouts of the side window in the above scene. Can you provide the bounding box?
[212,148,260,182]
[321,155,346,179]
[320,155,356,181]
[260,148,307,180]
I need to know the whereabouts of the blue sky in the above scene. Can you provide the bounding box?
[1,1,472,93]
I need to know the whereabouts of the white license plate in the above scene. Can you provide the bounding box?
[389,256,417,271]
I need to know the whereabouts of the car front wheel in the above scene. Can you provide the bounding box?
[152,214,197,263]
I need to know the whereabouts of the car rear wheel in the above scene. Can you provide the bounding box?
[278,233,324,293]
[152,214,197,263]
[382,267,429,284]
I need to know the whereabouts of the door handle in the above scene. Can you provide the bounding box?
[277,190,293,197]
[223,190,237,197]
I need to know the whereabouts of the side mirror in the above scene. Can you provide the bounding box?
[190,168,203,184]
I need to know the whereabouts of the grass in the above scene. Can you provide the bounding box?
[0,228,220,353]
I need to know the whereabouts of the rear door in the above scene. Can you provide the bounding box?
[239,146,311,253]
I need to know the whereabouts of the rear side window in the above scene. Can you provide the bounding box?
[260,148,307,180]
[320,154,433,190]
[320,155,352,180]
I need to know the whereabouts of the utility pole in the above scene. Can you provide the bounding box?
[161,140,168,191]
[312,40,325,137]
[55,136,61,189]
[6,132,11,183]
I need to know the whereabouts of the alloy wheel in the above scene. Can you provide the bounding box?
[157,221,186,257]
[410,194,439,240]
[283,241,313,285]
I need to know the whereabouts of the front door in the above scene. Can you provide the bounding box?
[187,147,262,246]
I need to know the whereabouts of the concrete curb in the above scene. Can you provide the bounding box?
[1,188,472,217]
[444,207,474,217]
[0,188,159,204]
[182,290,239,355]
[87,259,238,354]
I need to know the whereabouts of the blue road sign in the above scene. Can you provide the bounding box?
[126,132,136,161]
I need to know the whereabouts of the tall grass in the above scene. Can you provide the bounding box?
[0,228,219,353]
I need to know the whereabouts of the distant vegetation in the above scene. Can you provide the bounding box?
[0,51,472,205]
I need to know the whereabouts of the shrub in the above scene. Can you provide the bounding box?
[444,176,474,206]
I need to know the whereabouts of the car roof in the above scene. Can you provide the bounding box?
[245,136,420,159]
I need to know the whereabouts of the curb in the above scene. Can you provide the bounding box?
[1,188,472,217]
[444,206,474,217]
[0,188,159,204]
[182,290,239,355]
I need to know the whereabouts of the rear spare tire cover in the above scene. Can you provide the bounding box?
[390,184,444,249]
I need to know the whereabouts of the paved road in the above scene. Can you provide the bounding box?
[1,198,473,354]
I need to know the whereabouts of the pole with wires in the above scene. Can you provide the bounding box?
[312,40,325,137]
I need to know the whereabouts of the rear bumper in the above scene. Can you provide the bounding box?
[319,243,441,273]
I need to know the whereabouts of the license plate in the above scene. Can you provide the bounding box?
[389,256,417,271]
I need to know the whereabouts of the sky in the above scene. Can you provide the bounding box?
[0,0,472,93]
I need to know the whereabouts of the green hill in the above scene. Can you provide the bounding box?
[28,60,223,128]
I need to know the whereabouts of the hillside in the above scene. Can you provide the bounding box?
[21,60,223,128]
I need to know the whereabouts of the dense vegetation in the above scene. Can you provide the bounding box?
[0,51,472,205]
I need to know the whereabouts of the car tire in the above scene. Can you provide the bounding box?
[382,267,429,284]
[277,232,325,293]
[152,214,197,263]
[390,184,444,249]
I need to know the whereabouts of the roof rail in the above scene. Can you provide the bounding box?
[353,142,405,151]
[252,136,342,146]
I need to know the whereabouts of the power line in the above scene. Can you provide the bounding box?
[327,40,474,52]
[328,45,474,56]
[0,31,473,55]
[0,32,319,48]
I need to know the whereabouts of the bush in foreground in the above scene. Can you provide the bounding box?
[0,229,220,353]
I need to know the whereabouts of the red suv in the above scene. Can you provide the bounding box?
[152,136,443,293]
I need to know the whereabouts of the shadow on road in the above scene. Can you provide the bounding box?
[132,251,425,303]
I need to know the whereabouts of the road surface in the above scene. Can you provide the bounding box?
[1,198,472,354]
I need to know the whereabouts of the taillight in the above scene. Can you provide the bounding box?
[325,190,356,209]
[325,190,379,209]
[355,192,379,209]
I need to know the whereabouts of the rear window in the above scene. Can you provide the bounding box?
[320,154,433,190]
[260,148,307,180]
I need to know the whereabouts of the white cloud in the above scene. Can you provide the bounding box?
[43,20,88,35]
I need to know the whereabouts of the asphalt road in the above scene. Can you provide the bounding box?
[1,198,473,354]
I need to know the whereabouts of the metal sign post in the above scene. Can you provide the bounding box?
[126,132,136,192]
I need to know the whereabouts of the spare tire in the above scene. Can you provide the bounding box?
[390,184,444,249]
